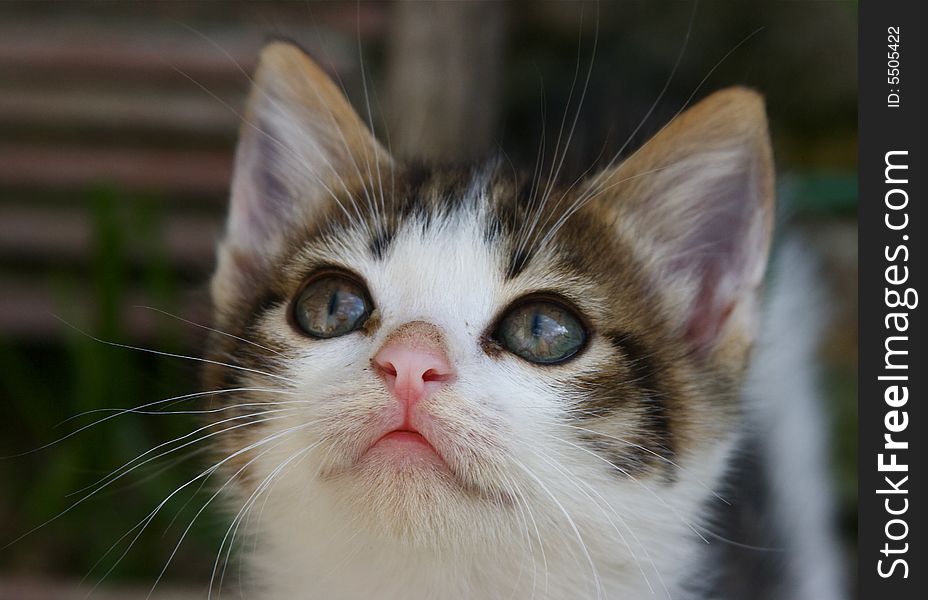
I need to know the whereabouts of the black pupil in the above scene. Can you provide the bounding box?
[531,313,543,338]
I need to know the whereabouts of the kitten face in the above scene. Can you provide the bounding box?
[204,42,773,590]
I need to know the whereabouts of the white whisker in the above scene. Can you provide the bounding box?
[132,305,288,358]
[511,456,606,599]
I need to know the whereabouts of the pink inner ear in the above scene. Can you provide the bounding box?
[227,117,296,258]
[664,154,767,355]
[685,264,737,354]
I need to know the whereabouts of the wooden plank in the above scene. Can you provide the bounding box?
[0,87,241,136]
[0,145,233,197]
[0,279,211,343]
[0,18,361,82]
[0,21,259,82]
[0,205,221,269]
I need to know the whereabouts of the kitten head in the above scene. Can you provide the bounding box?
[204,40,773,564]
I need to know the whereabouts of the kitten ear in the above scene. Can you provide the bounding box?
[214,41,389,308]
[593,88,775,360]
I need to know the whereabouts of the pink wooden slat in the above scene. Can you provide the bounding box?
[0,279,211,343]
[0,205,221,269]
[0,145,233,196]
[0,87,241,134]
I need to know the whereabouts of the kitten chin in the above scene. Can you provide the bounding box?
[316,399,519,546]
[324,460,512,548]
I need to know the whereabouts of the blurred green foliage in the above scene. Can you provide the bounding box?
[780,172,858,216]
[1,189,219,583]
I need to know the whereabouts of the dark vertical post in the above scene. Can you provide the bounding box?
[386,0,507,163]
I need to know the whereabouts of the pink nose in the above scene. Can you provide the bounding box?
[373,323,454,409]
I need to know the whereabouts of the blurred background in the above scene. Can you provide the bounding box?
[0,1,856,598]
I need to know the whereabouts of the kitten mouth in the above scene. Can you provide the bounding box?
[377,429,430,445]
[361,426,447,467]
[370,428,439,454]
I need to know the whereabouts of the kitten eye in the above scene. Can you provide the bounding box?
[293,274,371,338]
[495,300,586,364]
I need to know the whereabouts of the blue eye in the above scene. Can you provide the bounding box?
[293,275,371,338]
[495,300,587,364]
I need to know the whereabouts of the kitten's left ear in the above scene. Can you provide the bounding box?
[214,41,391,310]
[590,87,775,362]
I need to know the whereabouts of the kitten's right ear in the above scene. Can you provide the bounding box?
[587,88,774,364]
[214,41,390,309]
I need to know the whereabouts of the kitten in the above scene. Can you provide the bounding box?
[203,42,842,599]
